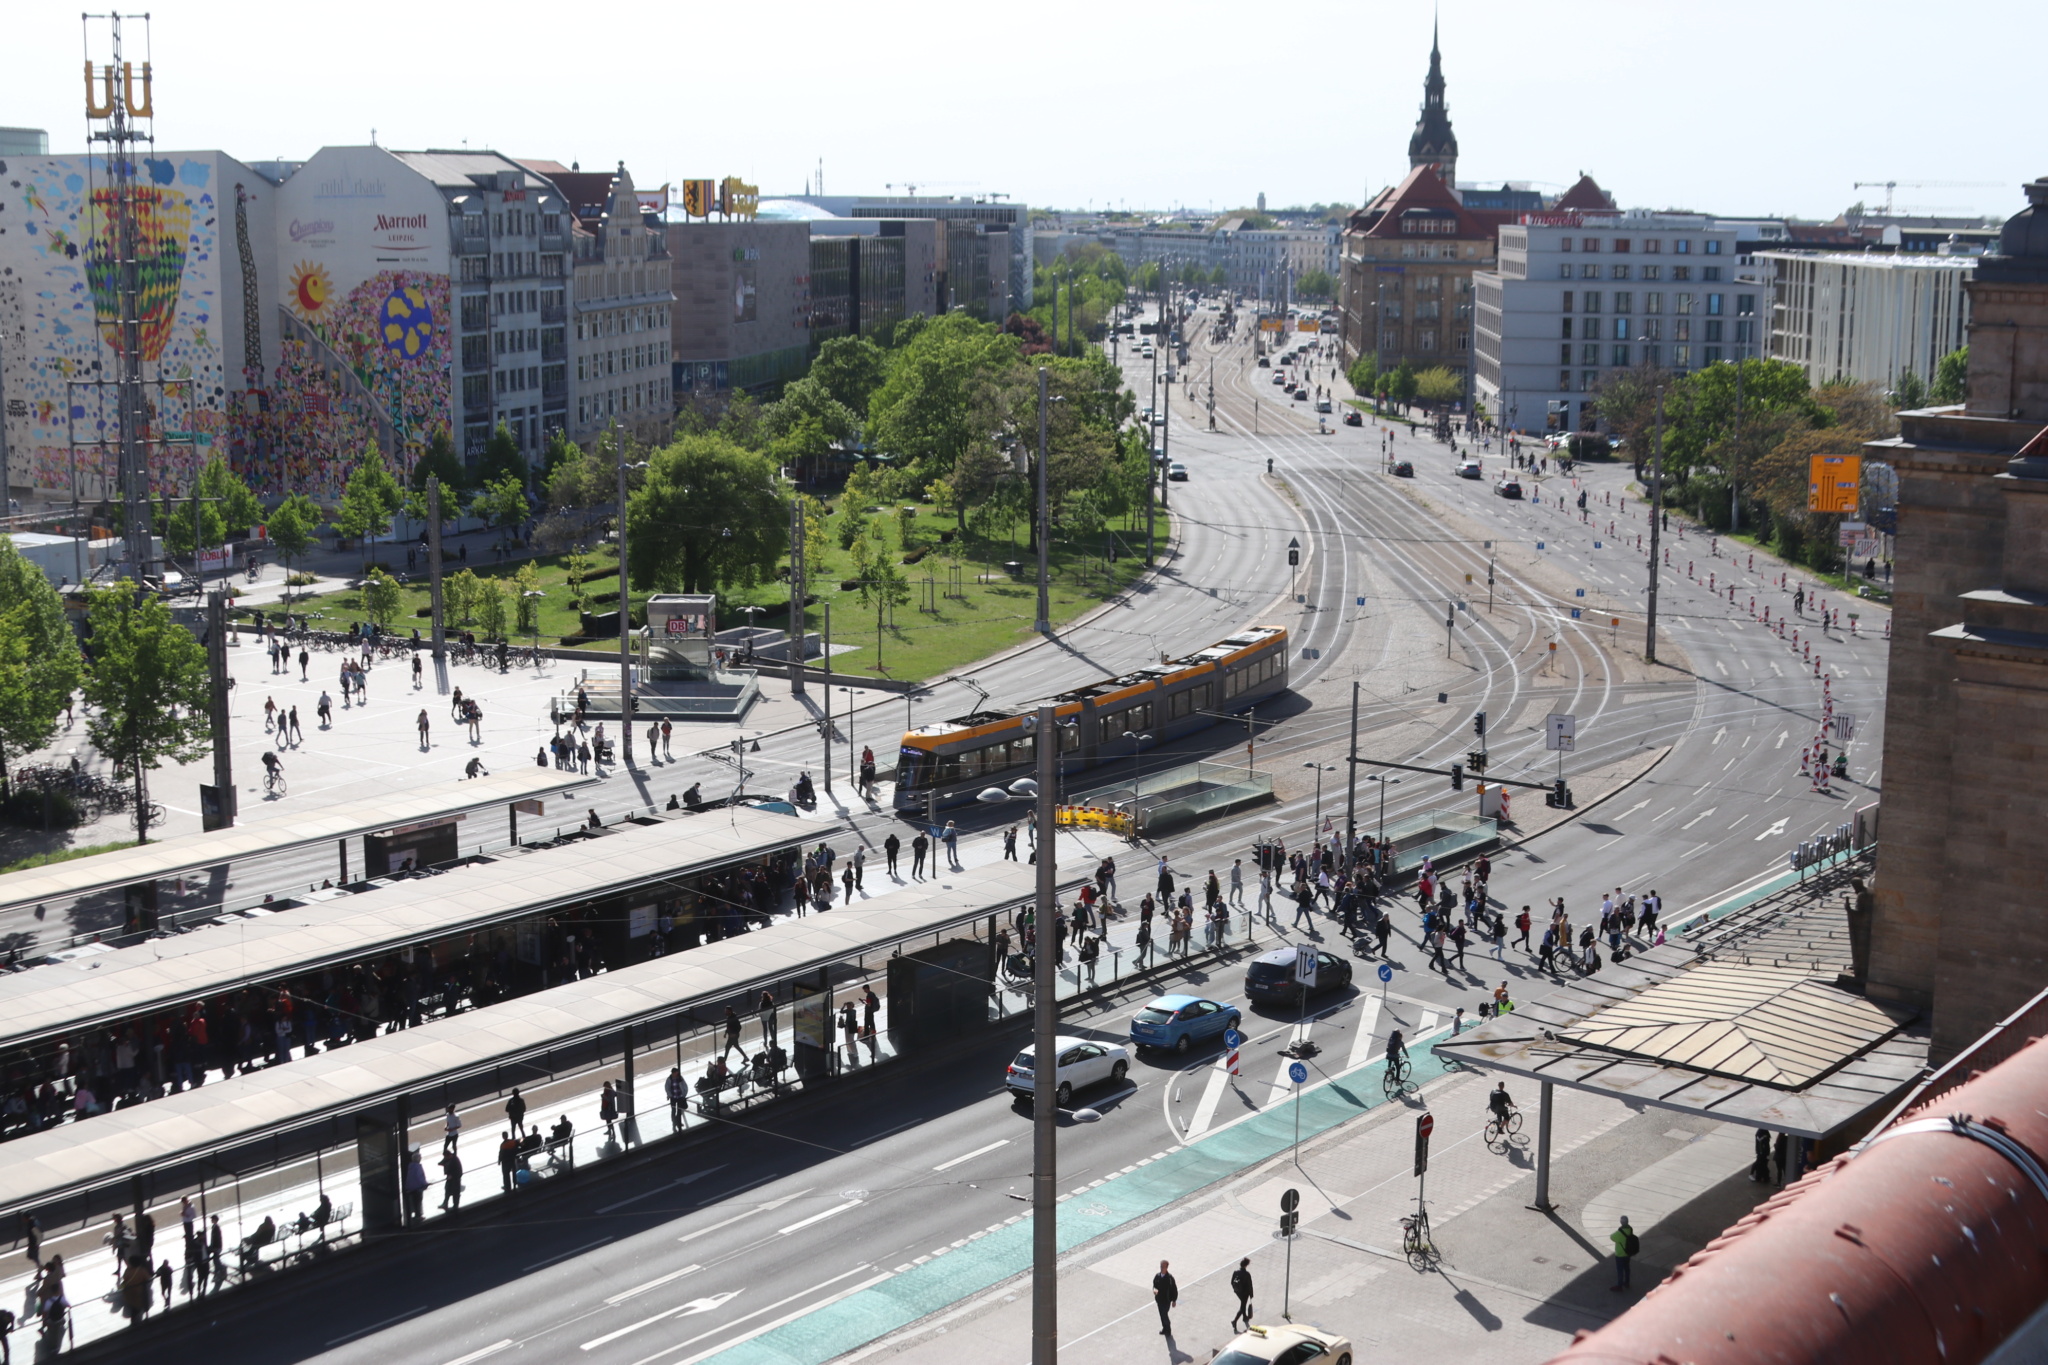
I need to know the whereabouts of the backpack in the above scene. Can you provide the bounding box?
[1622,1229,1640,1256]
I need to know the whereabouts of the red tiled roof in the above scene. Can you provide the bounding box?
[1350,165,1496,242]
[1554,174,1616,211]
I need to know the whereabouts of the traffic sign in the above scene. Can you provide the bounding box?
[1293,944,1319,986]
[1546,713,1577,752]
[1575,588,1585,597]
[1280,1188,1300,1213]
[1377,963,1394,983]
[1417,1113,1435,1140]
[1415,1111,1434,1177]
[1288,1061,1309,1085]
[1570,608,1582,619]
[1224,1028,1243,1049]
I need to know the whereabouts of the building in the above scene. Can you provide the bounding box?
[786,195,1031,313]
[1338,166,1497,380]
[1407,21,1457,189]
[1473,211,1754,433]
[1221,223,1341,299]
[808,217,942,345]
[0,128,47,156]
[665,219,812,400]
[524,160,673,443]
[1763,250,1974,391]
[1861,177,2048,1060]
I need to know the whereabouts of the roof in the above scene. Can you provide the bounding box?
[1348,165,1496,242]
[0,802,799,1049]
[0,770,595,915]
[1554,174,1617,211]
[0,859,1041,1218]
[388,149,559,195]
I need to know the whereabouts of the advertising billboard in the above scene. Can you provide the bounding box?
[1807,454,1861,515]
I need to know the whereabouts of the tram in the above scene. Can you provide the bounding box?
[893,625,1290,812]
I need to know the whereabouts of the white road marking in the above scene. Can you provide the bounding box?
[1755,817,1790,841]
[525,1237,612,1272]
[607,1265,704,1306]
[1770,662,1783,676]
[1650,807,1676,823]
[1530,862,1569,881]
[1186,1065,1233,1138]
[439,1342,513,1365]
[1715,660,1728,676]
[676,1189,814,1244]
[1680,808,1718,831]
[933,1140,1010,1172]
[1776,730,1787,749]
[1419,1010,1441,1038]
[597,1165,731,1213]
[658,1271,892,1365]
[777,1198,863,1236]
[327,1306,430,1347]
[1348,996,1384,1070]
[581,1292,742,1352]
[1728,815,1751,830]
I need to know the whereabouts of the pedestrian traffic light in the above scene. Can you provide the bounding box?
[1551,778,1568,808]
[1473,710,1486,738]
[1450,763,1464,791]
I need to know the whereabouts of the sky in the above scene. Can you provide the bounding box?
[4,0,2037,223]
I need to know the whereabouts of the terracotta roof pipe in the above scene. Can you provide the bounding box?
[1544,1034,2048,1365]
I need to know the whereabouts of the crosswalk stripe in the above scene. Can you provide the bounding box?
[1186,1063,1232,1138]
[1419,1010,1440,1038]
[1348,996,1383,1070]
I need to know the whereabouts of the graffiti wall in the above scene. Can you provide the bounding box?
[0,151,261,500]
[249,147,453,494]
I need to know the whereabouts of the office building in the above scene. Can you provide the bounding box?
[1763,250,1975,391]
[1221,223,1342,297]
[1338,166,1496,380]
[1473,211,1752,433]
[786,194,1030,312]
[808,218,942,346]
[665,219,812,398]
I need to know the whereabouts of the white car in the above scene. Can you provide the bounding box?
[1005,1035,1131,1106]
[1213,1323,1353,1365]
[1457,458,1483,479]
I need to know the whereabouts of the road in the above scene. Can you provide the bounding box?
[92,300,1889,1365]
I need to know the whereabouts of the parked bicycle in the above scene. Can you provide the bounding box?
[1400,1211,1436,1268]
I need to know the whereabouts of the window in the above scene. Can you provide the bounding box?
[1676,293,1695,315]
[1417,329,1438,350]
[1613,239,1630,253]
[1582,264,1600,279]
[1456,331,1469,352]
[1613,344,1630,367]
[1643,344,1660,367]
[1675,240,1691,254]
[1734,320,1754,344]
[1415,274,1442,294]
[1705,320,1724,341]
[1584,292,1601,313]
[1703,266,1722,282]
[1583,318,1601,340]
[1614,317,1631,340]
[1562,291,1573,312]
[1705,239,1722,255]
[1560,237,1573,252]
[1643,265,1662,281]
[1559,369,1573,391]
[1673,266,1691,282]
[1674,345,1692,367]
[1675,319,1691,341]
[1611,264,1630,280]
[1704,346,1723,364]
[1706,293,1724,315]
[1415,300,1440,320]
[1582,369,1598,390]
[1559,343,1574,364]
[1644,239,1661,254]
[1558,264,1573,279]
[1581,237,1600,252]
[1561,318,1574,339]
[1582,344,1599,364]
[1643,318,1662,340]
[1613,291,1632,313]
[1380,329,1401,350]
[1736,294,1757,316]
[1646,292,1663,314]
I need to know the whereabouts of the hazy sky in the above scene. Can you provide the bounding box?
[7,0,2037,222]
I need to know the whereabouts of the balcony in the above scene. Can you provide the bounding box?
[540,303,565,325]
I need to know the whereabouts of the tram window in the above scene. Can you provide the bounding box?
[1099,702,1154,739]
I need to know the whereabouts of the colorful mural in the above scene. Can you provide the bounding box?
[0,154,230,499]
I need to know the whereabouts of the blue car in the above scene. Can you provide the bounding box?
[1129,994,1242,1055]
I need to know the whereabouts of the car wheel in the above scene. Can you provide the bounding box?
[1056,1081,1073,1107]
[1336,1355,1352,1365]
[1174,1034,1192,1055]
[1111,1060,1128,1082]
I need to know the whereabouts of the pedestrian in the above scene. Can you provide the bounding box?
[297,648,309,681]
[942,821,959,867]
[666,1067,687,1129]
[440,1148,464,1212]
[911,831,929,879]
[1258,867,1273,917]
[599,1081,620,1138]
[1229,858,1244,906]
[852,844,866,890]
[722,1005,746,1061]
[506,1087,527,1136]
[884,832,901,876]
[412,652,423,688]
[1152,1259,1178,1336]
[1229,1256,1254,1332]
[661,718,673,759]
[442,1102,462,1155]
[417,709,430,749]
[1515,905,1532,952]
[1003,825,1018,860]
[1751,1128,1772,1183]
[498,1131,519,1192]
[317,690,333,728]
[1452,1006,1465,1035]
[840,1001,860,1065]
[863,984,880,1038]
[1610,1215,1637,1290]
[841,862,856,906]
[402,1146,428,1226]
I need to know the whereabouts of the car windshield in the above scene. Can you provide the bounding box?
[1134,1007,1176,1025]
[1246,962,1289,982]
[1214,1352,1270,1365]
[1011,1051,1035,1068]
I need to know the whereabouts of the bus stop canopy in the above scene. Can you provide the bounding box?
[0,770,597,913]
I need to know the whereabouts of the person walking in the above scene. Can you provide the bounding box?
[862,984,880,1039]
[884,832,901,877]
[598,1081,620,1139]
[1003,825,1018,860]
[666,1067,687,1129]
[661,718,673,759]
[722,1006,747,1061]
[317,690,333,728]
[1229,1257,1254,1331]
[417,709,430,750]
[297,647,309,681]
[941,821,959,868]
[1152,1260,1179,1336]
[1229,859,1245,907]
[911,831,929,880]
[851,844,866,891]
[440,1148,464,1212]
[505,1087,527,1137]
[441,1102,462,1155]
[1610,1215,1637,1290]
[401,1147,428,1226]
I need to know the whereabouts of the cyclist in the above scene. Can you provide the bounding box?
[1488,1082,1515,1126]
[1385,1027,1407,1069]
[261,751,283,790]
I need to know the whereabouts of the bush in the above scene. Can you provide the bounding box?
[415,605,433,617]
[902,548,930,565]
[2,788,81,829]
[587,589,619,606]
[286,571,320,587]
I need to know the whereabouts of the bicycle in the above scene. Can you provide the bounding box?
[1484,1108,1524,1147]
[1383,1050,1412,1098]
[264,768,287,796]
[140,801,169,828]
[1400,1210,1435,1267]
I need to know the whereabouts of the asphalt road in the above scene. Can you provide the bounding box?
[85,301,1890,1365]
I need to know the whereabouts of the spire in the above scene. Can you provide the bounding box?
[1408,22,1458,189]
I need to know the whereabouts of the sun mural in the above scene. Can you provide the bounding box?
[380,284,434,358]
[288,260,334,320]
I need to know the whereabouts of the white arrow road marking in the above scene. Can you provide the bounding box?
[581,1292,742,1351]
[1680,808,1718,831]
[1755,817,1790,841]
[1713,726,1727,744]
[1616,799,1651,819]
[608,1265,703,1306]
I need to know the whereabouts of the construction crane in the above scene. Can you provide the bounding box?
[1852,180,2002,216]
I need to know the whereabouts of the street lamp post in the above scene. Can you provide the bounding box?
[841,686,857,794]
[523,589,547,670]
[1128,732,1153,807]
[1303,762,1334,848]
[1368,774,1401,841]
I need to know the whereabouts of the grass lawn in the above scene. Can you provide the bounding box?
[0,840,140,875]
[268,502,1173,684]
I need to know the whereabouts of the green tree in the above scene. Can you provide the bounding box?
[796,493,831,575]
[476,422,525,487]
[563,548,591,613]
[627,434,788,595]
[1892,369,1930,411]
[0,539,84,800]
[865,313,1028,487]
[469,474,531,536]
[854,549,912,672]
[1592,363,1668,473]
[1932,346,1969,404]
[1389,361,1419,406]
[446,568,484,625]
[334,442,404,573]
[1296,269,1336,302]
[1661,358,1826,486]
[473,577,511,641]
[360,567,403,630]
[949,443,1013,532]
[411,428,465,491]
[80,582,212,843]
[265,492,321,598]
[808,336,889,416]
[513,561,544,636]
[1346,352,1379,396]
[1413,366,1462,405]
[1209,265,1228,287]
[161,454,263,565]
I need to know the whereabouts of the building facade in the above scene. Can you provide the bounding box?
[1407,23,1457,188]
[1338,166,1496,380]
[837,196,1031,311]
[665,219,812,399]
[1473,212,1753,433]
[1763,250,1974,391]
[809,218,942,345]
[1223,225,1342,297]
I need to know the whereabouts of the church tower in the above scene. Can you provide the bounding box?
[1407,21,1458,191]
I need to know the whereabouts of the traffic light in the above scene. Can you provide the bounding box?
[1451,763,1464,792]
[1549,778,1568,808]
[1279,1210,1299,1237]
[1473,710,1487,738]
[1467,749,1488,774]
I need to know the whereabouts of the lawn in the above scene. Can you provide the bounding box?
[266,501,1173,684]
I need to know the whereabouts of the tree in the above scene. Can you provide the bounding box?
[1346,352,1379,397]
[476,422,525,487]
[80,582,212,844]
[446,568,484,625]
[950,443,1012,531]
[627,434,788,595]
[563,548,591,613]
[1661,358,1826,487]
[265,492,320,598]
[513,561,544,636]
[865,313,1028,488]
[1208,265,1228,287]
[473,577,511,641]
[411,428,465,491]
[1593,363,1669,472]
[809,335,889,416]
[1389,361,1418,406]
[360,568,403,631]
[1892,369,1929,412]
[796,493,831,576]
[1413,366,1462,406]
[0,538,84,800]
[334,442,404,573]
[1932,346,1969,404]
[853,546,912,672]
[161,454,263,566]
[469,474,531,537]
[1296,269,1336,302]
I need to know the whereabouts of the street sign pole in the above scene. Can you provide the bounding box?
[1280,1187,1300,1320]
[1289,1059,1310,1164]
[1415,1111,1434,1229]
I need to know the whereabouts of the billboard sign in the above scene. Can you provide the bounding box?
[1808,454,1861,514]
